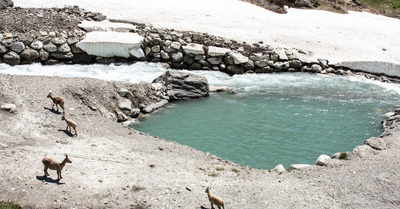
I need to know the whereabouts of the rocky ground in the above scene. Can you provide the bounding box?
[1,1,400,209]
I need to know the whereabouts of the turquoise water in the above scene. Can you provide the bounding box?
[2,63,400,169]
[134,72,400,169]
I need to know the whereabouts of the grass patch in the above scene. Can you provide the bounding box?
[360,0,400,9]
[231,168,239,173]
[339,152,348,160]
[208,172,219,177]
[0,201,22,209]
[215,167,225,171]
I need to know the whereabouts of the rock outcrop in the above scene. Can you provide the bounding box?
[153,70,209,101]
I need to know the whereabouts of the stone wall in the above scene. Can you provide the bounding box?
[1,18,399,84]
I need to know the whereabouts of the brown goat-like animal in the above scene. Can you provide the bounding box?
[42,153,72,181]
[61,114,77,136]
[205,187,225,209]
[47,92,65,113]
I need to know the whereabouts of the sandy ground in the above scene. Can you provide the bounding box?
[1,73,400,208]
[12,0,400,66]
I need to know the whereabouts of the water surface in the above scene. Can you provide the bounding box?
[2,63,399,169]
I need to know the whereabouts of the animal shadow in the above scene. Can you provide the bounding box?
[58,129,75,137]
[43,107,62,114]
[36,175,65,185]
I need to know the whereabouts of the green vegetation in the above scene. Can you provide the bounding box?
[360,0,400,9]
[339,152,348,160]
[0,201,22,209]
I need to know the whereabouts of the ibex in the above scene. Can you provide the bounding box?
[47,92,65,113]
[205,187,225,209]
[42,153,72,181]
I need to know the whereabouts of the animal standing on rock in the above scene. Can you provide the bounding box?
[205,187,225,209]
[42,153,72,181]
[61,114,77,136]
[47,92,65,113]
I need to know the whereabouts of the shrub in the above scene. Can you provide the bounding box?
[0,201,22,209]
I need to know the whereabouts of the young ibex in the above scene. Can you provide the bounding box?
[42,153,72,181]
[47,92,65,113]
[61,114,77,136]
[205,187,225,209]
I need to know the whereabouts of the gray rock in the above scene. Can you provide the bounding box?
[116,110,129,122]
[160,51,170,60]
[273,164,286,174]
[163,45,175,53]
[255,60,268,68]
[244,60,255,70]
[3,51,20,65]
[289,60,303,68]
[150,37,162,46]
[315,154,331,166]
[182,43,204,55]
[143,99,169,113]
[121,119,139,127]
[117,88,133,98]
[364,137,387,150]
[21,49,40,60]
[30,41,44,50]
[188,62,202,70]
[353,145,378,158]
[255,66,273,73]
[229,51,248,64]
[226,65,244,74]
[71,45,85,54]
[207,46,230,57]
[58,43,71,53]
[311,64,323,73]
[151,45,161,53]
[44,43,58,52]
[276,49,288,61]
[171,42,181,51]
[272,62,290,71]
[207,57,223,65]
[67,37,79,45]
[194,54,204,61]
[0,44,7,54]
[10,42,25,53]
[1,103,17,113]
[153,70,209,101]
[171,52,183,63]
[183,54,195,65]
[50,52,73,59]
[0,34,2,42]
[52,37,67,45]
[48,32,56,38]
[118,98,132,111]
[288,164,312,171]
[39,49,49,61]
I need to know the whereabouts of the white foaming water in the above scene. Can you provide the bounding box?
[0,62,167,83]
[1,62,400,100]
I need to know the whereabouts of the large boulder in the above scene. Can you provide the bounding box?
[153,70,209,101]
